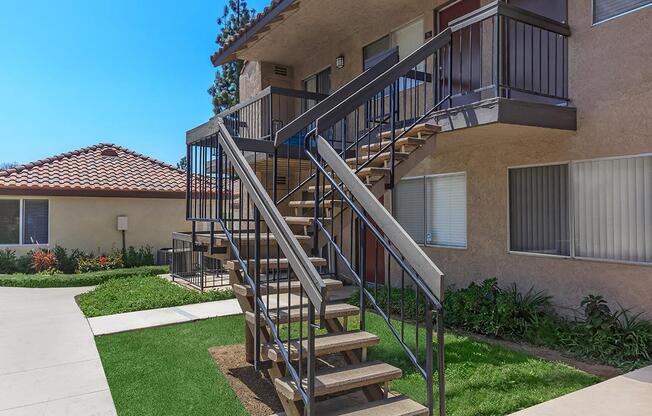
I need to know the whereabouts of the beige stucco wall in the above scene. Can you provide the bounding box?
[392,1,652,315]
[236,0,652,314]
[3,196,189,258]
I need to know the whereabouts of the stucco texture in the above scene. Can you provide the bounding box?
[4,196,188,257]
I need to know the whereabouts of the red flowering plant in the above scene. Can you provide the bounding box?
[77,251,124,273]
[31,249,58,274]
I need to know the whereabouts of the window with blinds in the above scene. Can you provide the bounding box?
[572,155,652,263]
[426,173,467,247]
[0,200,20,245]
[394,177,426,244]
[509,164,570,255]
[394,173,467,248]
[23,200,49,245]
[593,0,652,24]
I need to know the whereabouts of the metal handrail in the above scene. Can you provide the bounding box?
[448,1,570,36]
[316,28,452,131]
[217,86,328,119]
[274,47,399,147]
[215,119,327,313]
[315,135,444,303]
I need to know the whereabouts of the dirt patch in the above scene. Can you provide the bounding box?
[454,329,623,379]
[210,344,285,416]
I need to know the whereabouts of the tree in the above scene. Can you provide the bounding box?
[208,0,255,114]
[176,156,187,171]
[0,162,18,171]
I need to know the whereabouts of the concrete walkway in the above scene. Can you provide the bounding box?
[88,298,242,335]
[0,287,116,416]
[510,365,652,416]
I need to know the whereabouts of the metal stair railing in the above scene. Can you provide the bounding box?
[187,119,327,415]
[303,133,446,416]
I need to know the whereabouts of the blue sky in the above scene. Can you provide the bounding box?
[0,0,268,167]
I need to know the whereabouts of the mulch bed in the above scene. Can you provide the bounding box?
[210,344,285,416]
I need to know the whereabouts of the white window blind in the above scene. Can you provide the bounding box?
[593,0,652,23]
[394,177,426,244]
[426,173,467,248]
[572,155,652,263]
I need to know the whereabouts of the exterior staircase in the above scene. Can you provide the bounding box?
[185,27,452,416]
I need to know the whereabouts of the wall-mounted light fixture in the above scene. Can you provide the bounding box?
[336,55,345,69]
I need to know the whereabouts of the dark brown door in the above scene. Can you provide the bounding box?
[364,195,385,284]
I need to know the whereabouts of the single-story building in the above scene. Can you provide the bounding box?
[0,143,188,256]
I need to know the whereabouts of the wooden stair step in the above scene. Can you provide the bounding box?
[263,331,380,362]
[214,233,311,243]
[378,122,441,140]
[274,361,402,401]
[232,278,342,297]
[289,200,342,208]
[226,257,327,271]
[355,167,391,179]
[346,151,410,166]
[283,216,316,226]
[359,137,427,153]
[322,396,428,416]
[245,302,359,326]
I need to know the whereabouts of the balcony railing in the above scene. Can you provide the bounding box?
[218,86,328,144]
[446,1,571,107]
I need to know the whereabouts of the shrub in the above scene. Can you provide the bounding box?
[349,279,652,370]
[124,245,155,268]
[53,246,84,274]
[444,278,552,338]
[77,251,124,273]
[15,255,33,274]
[31,249,57,273]
[0,249,17,274]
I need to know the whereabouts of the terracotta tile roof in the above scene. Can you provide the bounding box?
[0,143,186,198]
[211,0,288,67]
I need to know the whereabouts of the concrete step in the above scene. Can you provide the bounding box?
[274,361,402,401]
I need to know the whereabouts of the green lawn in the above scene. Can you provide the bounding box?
[78,274,235,317]
[0,266,168,288]
[96,314,599,416]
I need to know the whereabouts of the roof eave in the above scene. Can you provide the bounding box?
[210,0,298,67]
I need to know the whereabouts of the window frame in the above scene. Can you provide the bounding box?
[0,197,50,247]
[591,0,652,26]
[506,154,652,266]
[396,171,468,250]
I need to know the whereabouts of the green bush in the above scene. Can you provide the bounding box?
[349,278,652,370]
[77,274,234,317]
[0,249,17,274]
[15,255,33,274]
[123,245,155,268]
[54,246,84,274]
[0,265,168,288]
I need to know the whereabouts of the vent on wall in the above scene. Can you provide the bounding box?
[273,65,288,77]
[276,175,287,185]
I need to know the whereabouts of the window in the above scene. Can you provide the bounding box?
[395,173,467,248]
[303,67,331,110]
[593,0,652,24]
[363,19,424,70]
[0,199,49,245]
[303,68,331,95]
[0,200,20,244]
[509,154,652,265]
[572,155,652,263]
[509,164,570,256]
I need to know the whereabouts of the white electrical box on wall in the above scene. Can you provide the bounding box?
[117,216,129,231]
